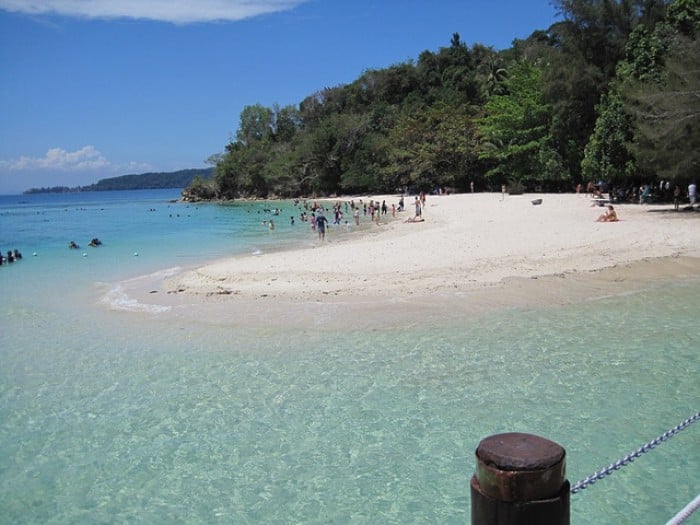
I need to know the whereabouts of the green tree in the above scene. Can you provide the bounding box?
[623,36,700,181]
[236,104,274,145]
[383,102,477,192]
[543,0,669,180]
[478,61,563,187]
[585,0,700,185]
[667,0,700,38]
[552,0,668,77]
[215,142,243,199]
[581,88,635,183]
[272,104,300,143]
[294,114,361,195]
[477,49,509,96]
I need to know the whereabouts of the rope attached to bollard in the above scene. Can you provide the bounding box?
[570,411,700,494]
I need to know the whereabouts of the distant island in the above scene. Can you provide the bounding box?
[23,168,214,194]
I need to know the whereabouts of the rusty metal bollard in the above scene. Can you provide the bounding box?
[471,432,570,525]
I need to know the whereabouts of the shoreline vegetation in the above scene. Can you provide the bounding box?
[120,192,700,329]
[185,3,699,207]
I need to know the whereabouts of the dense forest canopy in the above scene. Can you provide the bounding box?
[188,0,699,201]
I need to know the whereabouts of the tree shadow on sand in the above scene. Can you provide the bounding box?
[646,206,700,216]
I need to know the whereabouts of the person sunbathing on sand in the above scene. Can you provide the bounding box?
[405,215,425,223]
[596,205,618,222]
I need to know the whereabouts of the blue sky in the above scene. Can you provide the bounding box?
[0,0,560,194]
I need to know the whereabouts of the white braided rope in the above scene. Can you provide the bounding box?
[665,494,700,525]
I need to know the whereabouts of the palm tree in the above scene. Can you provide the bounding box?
[479,54,509,96]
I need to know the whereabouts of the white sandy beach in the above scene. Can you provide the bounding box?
[130,192,700,327]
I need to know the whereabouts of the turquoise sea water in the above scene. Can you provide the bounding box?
[1,190,698,524]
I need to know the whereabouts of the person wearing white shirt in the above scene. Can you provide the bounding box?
[689,182,697,209]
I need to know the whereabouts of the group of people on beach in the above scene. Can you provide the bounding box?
[0,249,23,266]
[584,178,700,223]
[278,196,414,241]
[255,194,428,244]
[580,179,698,209]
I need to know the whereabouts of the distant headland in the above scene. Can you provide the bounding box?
[23,168,214,194]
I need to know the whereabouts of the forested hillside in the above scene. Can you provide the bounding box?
[25,168,214,193]
[82,168,214,191]
[190,0,698,200]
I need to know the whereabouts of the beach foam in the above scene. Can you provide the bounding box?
[102,282,172,313]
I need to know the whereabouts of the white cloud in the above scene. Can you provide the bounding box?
[0,146,108,171]
[0,0,308,24]
[0,146,157,191]
[0,145,150,173]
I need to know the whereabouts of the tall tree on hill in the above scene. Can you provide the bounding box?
[583,0,699,184]
[543,0,669,181]
[236,104,274,145]
[476,47,509,97]
[623,35,700,181]
[271,104,301,143]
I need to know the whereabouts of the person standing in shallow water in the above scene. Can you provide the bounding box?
[315,211,328,241]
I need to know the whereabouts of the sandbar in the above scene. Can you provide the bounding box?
[121,193,700,329]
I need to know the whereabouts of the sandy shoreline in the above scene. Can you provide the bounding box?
[122,192,700,328]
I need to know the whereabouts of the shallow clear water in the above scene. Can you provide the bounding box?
[0,191,698,524]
